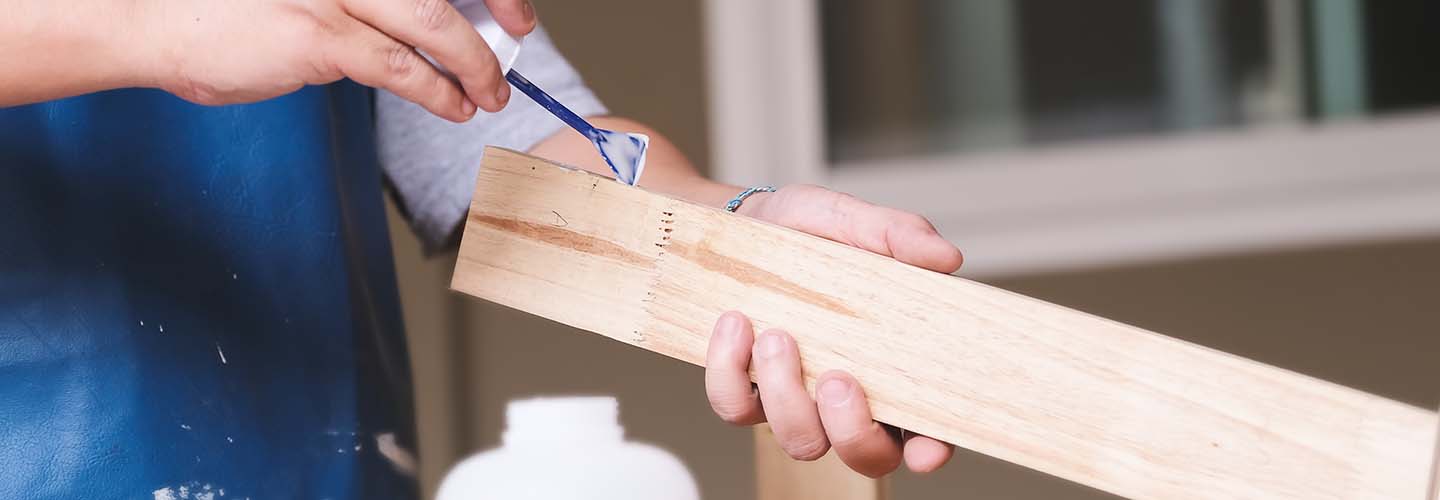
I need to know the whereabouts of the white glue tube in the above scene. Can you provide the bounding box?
[457,0,524,73]
[456,1,651,186]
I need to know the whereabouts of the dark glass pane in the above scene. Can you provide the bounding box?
[1364,2,1440,112]
[819,0,1440,165]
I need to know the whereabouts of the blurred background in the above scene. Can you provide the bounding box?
[389,0,1440,498]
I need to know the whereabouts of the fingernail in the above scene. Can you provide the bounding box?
[757,332,785,359]
[461,98,476,117]
[523,1,535,22]
[715,312,741,338]
[495,82,511,107]
[818,378,853,407]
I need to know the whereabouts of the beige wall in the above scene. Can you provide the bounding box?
[390,1,1440,499]
[536,0,711,173]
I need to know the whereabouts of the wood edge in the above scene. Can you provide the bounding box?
[1429,401,1440,500]
[448,147,581,292]
[471,149,932,264]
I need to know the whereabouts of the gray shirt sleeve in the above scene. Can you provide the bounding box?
[376,22,607,250]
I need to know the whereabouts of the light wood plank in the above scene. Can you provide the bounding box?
[451,148,1438,500]
[755,425,887,500]
[1430,402,1440,500]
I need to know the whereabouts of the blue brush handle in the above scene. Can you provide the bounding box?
[506,70,597,138]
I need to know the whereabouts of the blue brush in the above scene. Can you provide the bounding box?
[505,70,649,186]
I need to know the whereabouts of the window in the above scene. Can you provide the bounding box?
[705,0,1440,277]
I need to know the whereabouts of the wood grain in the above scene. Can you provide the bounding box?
[755,425,887,500]
[452,148,1438,500]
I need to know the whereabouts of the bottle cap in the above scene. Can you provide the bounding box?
[503,396,625,445]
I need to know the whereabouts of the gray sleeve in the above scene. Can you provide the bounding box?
[376,24,608,251]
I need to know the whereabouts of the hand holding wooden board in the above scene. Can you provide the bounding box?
[451,147,1437,499]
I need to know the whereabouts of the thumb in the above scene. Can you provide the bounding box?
[878,212,964,274]
[480,0,538,37]
[835,200,963,274]
[762,186,963,274]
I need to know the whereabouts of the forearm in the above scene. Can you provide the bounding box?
[0,0,155,106]
[527,116,742,208]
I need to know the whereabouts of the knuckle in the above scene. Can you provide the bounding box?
[384,44,417,78]
[428,72,456,95]
[307,17,341,42]
[413,0,453,31]
[827,425,872,449]
[708,394,757,425]
[824,190,854,218]
[782,434,830,461]
[307,12,340,37]
[281,2,342,40]
[310,55,342,82]
[903,213,937,231]
[715,409,750,425]
[168,74,222,106]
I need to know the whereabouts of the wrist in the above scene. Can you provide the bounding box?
[673,181,778,216]
[0,0,163,104]
[700,183,776,217]
[110,0,166,89]
[687,182,776,217]
[653,176,740,210]
[724,186,776,215]
[734,190,775,218]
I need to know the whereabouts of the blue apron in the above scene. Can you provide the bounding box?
[0,83,417,499]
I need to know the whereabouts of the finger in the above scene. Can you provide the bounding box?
[814,371,903,477]
[342,0,509,111]
[752,329,829,461]
[706,311,765,426]
[329,22,475,122]
[765,187,963,274]
[828,195,963,274]
[483,0,538,36]
[902,432,955,473]
[878,209,964,274]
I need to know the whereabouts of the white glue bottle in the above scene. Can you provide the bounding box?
[449,0,524,72]
[435,397,701,500]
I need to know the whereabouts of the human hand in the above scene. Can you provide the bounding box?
[704,184,963,477]
[138,0,535,121]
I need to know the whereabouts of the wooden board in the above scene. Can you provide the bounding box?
[451,148,1438,500]
[754,425,887,500]
[1431,402,1440,500]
